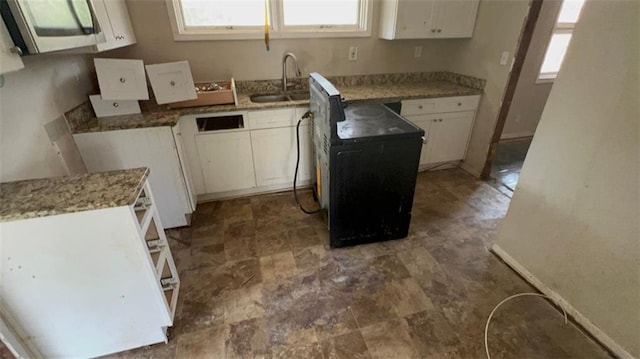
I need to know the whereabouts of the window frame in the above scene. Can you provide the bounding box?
[537,1,583,82]
[166,0,373,41]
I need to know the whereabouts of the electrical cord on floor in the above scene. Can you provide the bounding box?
[484,293,568,359]
[294,111,322,215]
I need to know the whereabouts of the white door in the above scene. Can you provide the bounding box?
[251,125,312,187]
[196,132,256,193]
[395,0,436,38]
[0,19,23,74]
[427,111,475,164]
[404,114,434,167]
[433,0,480,38]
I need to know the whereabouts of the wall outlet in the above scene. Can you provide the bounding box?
[414,46,422,58]
[500,51,510,66]
[349,46,358,61]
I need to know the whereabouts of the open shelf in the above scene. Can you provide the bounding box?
[133,188,152,227]
[143,216,163,252]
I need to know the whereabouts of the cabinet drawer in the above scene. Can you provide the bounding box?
[146,61,197,105]
[90,94,140,118]
[247,108,296,129]
[401,95,480,116]
[94,58,149,100]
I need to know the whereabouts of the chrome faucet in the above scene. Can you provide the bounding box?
[282,52,301,92]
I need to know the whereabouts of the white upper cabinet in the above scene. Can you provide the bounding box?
[432,1,481,38]
[0,18,23,74]
[379,0,479,40]
[92,0,136,52]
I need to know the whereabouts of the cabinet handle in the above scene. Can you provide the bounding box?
[113,102,119,108]
[431,29,436,33]
[437,29,442,33]
[170,80,176,86]
[418,105,423,109]
[457,102,462,106]
[120,77,126,83]
[439,119,443,122]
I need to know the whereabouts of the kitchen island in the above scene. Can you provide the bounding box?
[0,168,179,358]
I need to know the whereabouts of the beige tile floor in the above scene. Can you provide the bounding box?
[2,169,612,359]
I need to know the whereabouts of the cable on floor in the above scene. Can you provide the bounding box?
[293,111,321,215]
[484,293,568,359]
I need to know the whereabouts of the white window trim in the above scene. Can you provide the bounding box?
[166,0,373,41]
[537,4,581,82]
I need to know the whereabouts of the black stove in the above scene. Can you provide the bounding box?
[309,73,424,248]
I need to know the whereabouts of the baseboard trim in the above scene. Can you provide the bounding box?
[491,244,635,359]
[500,132,535,140]
[197,180,312,203]
[460,162,482,178]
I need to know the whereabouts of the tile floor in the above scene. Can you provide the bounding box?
[490,138,533,196]
[2,169,611,359]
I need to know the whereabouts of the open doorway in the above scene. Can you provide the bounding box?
[482,0,585,196]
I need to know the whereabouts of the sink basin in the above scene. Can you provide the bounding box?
[249,91,310,103]
[250,94,290,103]
[288,92,310,101]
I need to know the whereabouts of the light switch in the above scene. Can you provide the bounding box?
[500,51,510,66]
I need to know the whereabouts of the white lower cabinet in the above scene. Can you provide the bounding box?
[189,107,312,198]
[427,111,475,163]
[251,125,313,187]
[196,131,257,193]
[74,126,194,228]
[402,95,480,168]
[0,180,179,358]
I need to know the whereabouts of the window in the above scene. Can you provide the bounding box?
[538,0,585,81]
[167,0,372,40]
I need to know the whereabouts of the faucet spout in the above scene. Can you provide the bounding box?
[282,52,301,92]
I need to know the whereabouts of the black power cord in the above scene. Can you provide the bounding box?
[294,111,322,215]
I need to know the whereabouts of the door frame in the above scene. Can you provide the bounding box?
[480,0,544,180]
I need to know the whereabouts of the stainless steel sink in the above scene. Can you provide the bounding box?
[249,92,310,103]
[288,92,310,101]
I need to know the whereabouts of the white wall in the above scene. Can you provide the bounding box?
[0,55,93,182]
[502,0,561,139]
[444,0,531,176]
[494,1,639,357]
[106,0,455,81]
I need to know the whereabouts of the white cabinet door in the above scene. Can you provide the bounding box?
[74,127,192,228]
[196,131,256,193]
[379,0,478,39]
[0,19,23,74]
[395,0,435,39]
[251,125,312,187]
[433,0,480,38]
[404,114,435,167]
[379,0,435,39]
[172,125,197,211]
[427,111,475,164]
[93,0,136,52]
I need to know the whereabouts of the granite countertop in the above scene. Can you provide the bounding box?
[67,71,485,134]
[0,168,149,222]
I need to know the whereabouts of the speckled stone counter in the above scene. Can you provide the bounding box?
[67,71,485,134]
[0,168,149,222]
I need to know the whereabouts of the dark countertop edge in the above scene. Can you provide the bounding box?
[0,167,150,223]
